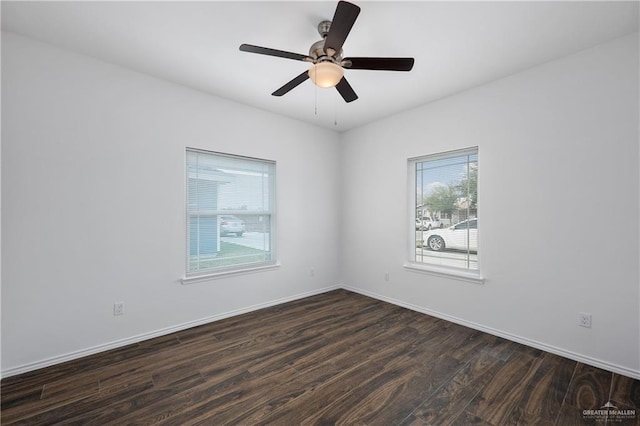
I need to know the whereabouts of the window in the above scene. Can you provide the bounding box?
[186,148,276,277]
[409,147,478,274]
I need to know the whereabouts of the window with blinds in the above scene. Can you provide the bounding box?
[186,149,276,276]
[410,147,478,271]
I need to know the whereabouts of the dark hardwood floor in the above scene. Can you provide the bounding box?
[2,290,638,425]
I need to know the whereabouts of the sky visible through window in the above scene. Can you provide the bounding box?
[417,154,478,200]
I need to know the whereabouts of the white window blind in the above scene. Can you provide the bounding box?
[186,149,275,276]
[411,147,478,271]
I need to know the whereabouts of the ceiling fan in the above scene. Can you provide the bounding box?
[239,1,414,103]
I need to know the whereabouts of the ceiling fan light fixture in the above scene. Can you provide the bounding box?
[308,62,344,88]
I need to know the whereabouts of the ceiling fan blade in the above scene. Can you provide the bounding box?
[335,77,358,103]
[343,57,415,71]
[240,44,310,62]
[272,71,310,97]
[324,1,361,55]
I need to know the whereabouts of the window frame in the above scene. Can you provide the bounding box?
[182,148,278,283]
[404,147,483,284]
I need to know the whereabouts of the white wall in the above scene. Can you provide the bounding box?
[2,30,639,379]
[340,33,639,377]
[1,33,342,375]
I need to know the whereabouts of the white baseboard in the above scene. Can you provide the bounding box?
[4,283,638,381]
[342,284,640,380]
[1,284,341,379]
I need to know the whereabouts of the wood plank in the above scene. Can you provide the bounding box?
[555,362,613,425]
[609,373,640,409]
[26,376,154,425]
[463,346,549,424]
[313,352,464,425]
[405,345,508,425]
[503,350,576,425]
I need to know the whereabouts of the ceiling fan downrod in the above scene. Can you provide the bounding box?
[309,20,342,64]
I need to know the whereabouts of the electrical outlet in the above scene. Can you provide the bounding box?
[113,302,125,316]
[578,312,591,328]
[384,272,390,282]
[310,268,315,277]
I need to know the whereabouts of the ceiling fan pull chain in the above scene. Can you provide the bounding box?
[314,70,318,115]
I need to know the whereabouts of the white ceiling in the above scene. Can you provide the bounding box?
[2,1,638,132]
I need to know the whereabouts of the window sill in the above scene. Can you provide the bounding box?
[182,262,281,285]
[403,263,484,284]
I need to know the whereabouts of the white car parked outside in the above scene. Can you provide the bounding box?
[417,216,445,230]
[220,215,245,237]
[422,219,477,252]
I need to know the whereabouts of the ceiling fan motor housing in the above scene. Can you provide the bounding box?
[310,20,343,64]
[309,38,343,64]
